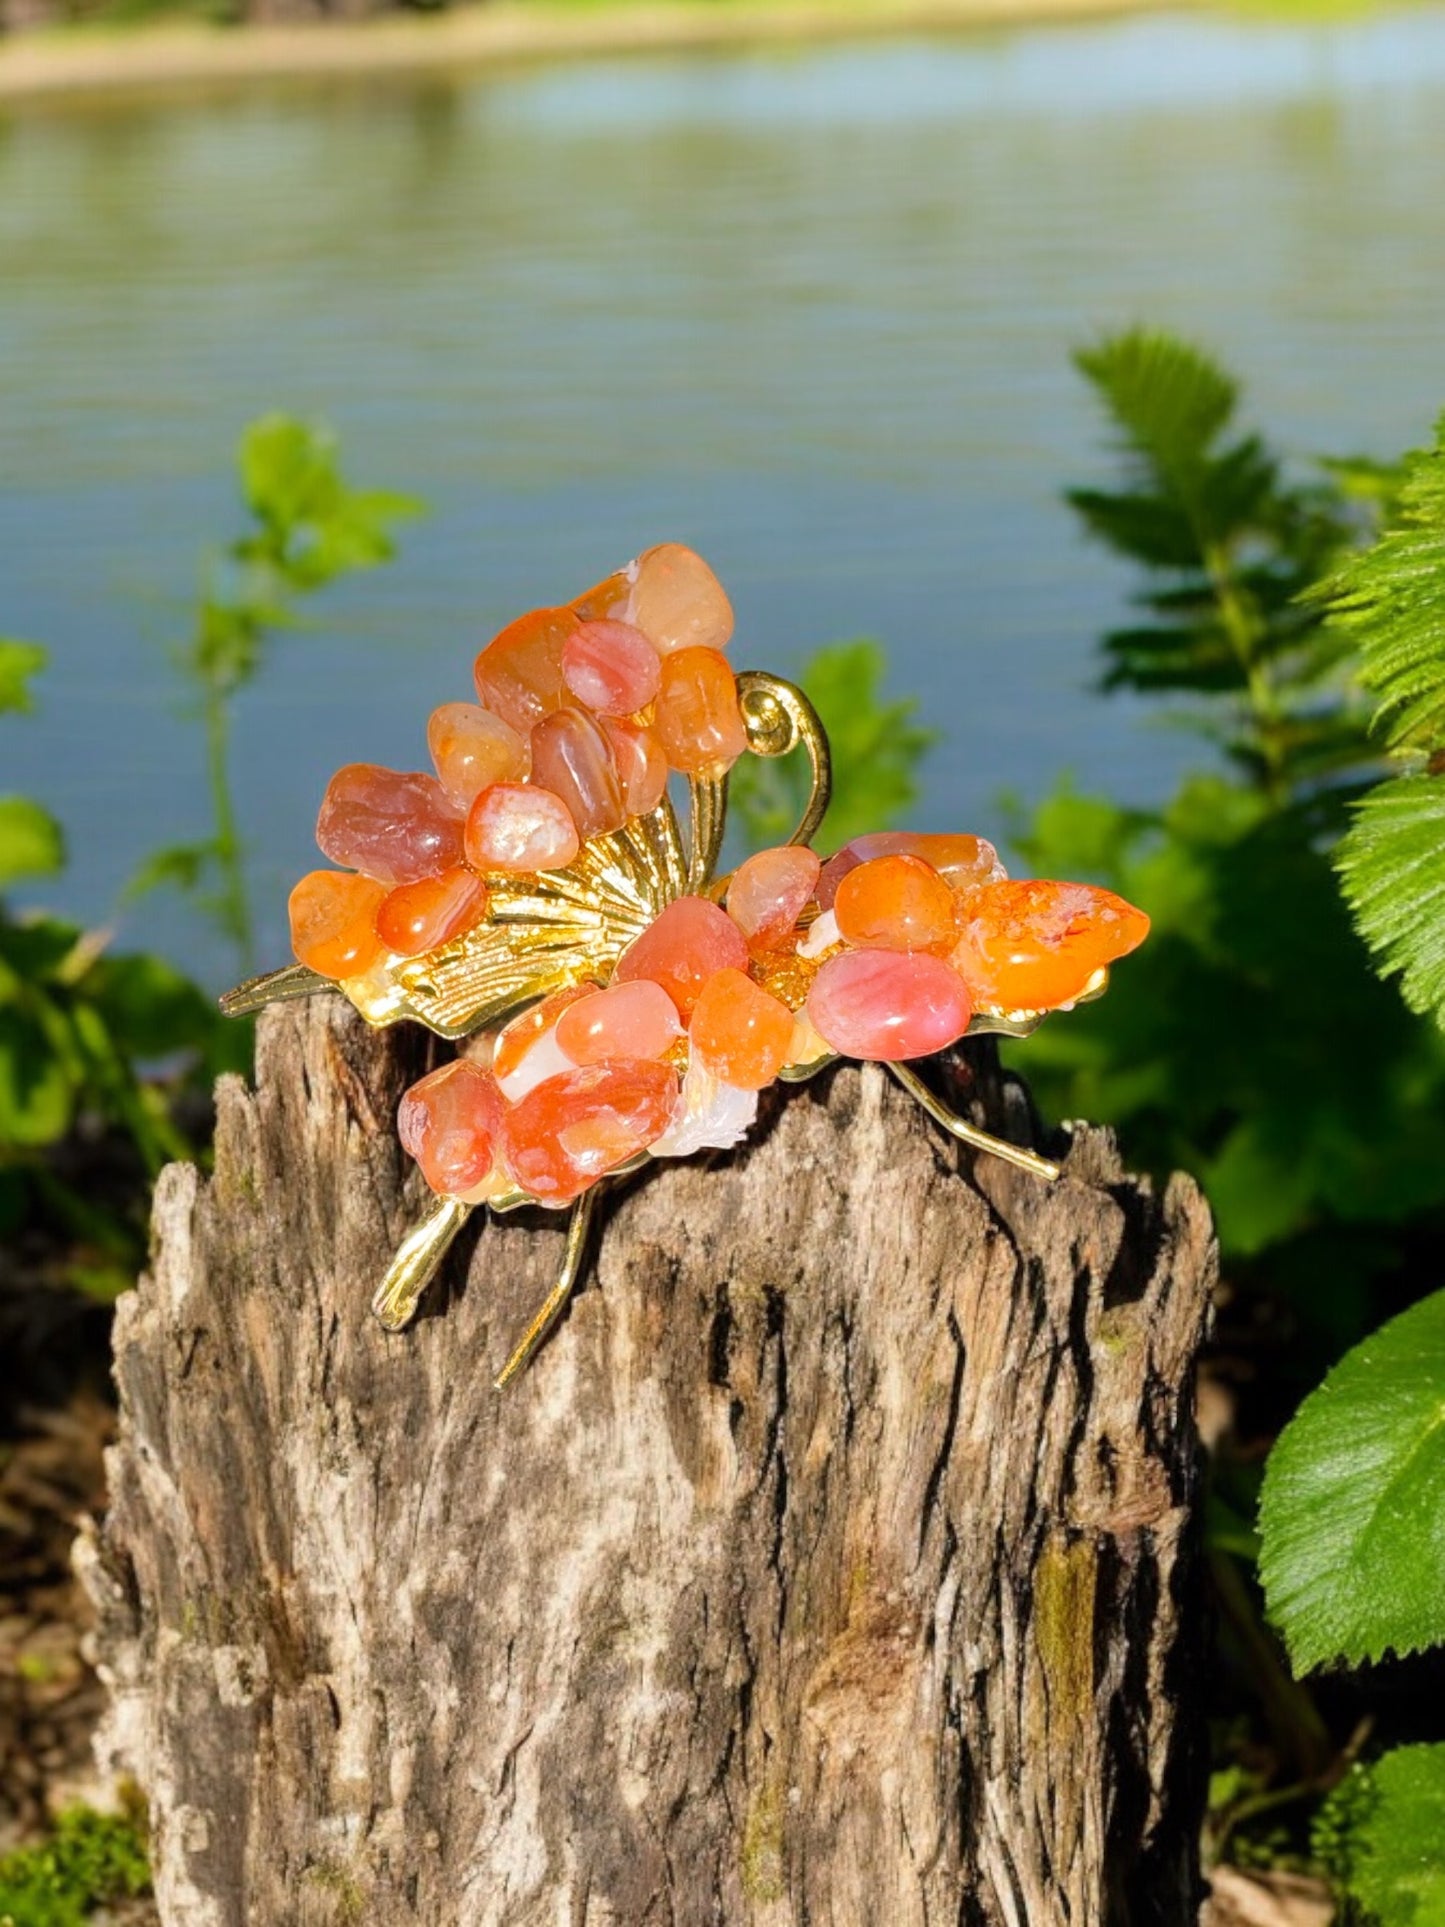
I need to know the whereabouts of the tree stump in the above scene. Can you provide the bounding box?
[79,999,1216,1926]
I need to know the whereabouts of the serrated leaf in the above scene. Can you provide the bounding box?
[1348,1745,1445,1923]
[1259,1290,1445,1672]
[1336,773,1445,1025]
[0,639,47,713]
[0,796,65,886]
[1074,327,1238,491]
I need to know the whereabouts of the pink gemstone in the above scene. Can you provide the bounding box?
[806,949,973,1062]
[614,895,750,1019]
[464,782,580,873]
[555,980,683,1066]
[603,719,670,818]
[398,1059,505,1197]
[561,620,662,718]
[316,764,465,887]
[726,845,821,953]
[529,708,627,841]
[816,847,863,912]
[427,702,530,808]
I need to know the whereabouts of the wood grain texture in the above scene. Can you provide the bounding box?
[80,999,1216,1925]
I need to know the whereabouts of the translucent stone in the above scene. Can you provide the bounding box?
[614,894,749,1019]
[427,702,529,808]
[818,832,1003,910]
[834,854,959,955]
[784,1007,834,1071]
[398,1059,504,1198]
[503,1060,680,1204]
[472,606,575,734]
[806,949,973,1061]
[493,985,595,1100]
[555,980,682,1066]
[562,620,662,717]
[628,544,734,656]
[726,845,822,953]
[464,782,580,873]
[288,869,386,980]
[798,908,841,959]
[649,1059,758,1157]
[570,567,631,624]
[529,707,627,841]
[603,719,670,818]
[375,867,489,958]
[688,967,795,1090]
[315,764,465,886]
[948,880,1151,1012]
[815,848,861,911]
[653,647,748,775]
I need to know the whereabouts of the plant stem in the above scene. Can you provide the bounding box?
[204,680,253,973]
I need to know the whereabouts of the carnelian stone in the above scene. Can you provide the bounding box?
[493,985,595,1097]
[628,544,734,656]
[834,854,959,955]
[653,647,748,775]
[503,1059,680,1204]
[689,967,795,1090]
[375,866,488,957]
[529,707,627,841]
[464,782,580,873]
[603,719,670,818]
[614,895,749,1019]
[288,869,386,980]
[398,1059,504,1198]
[428,702,529,808]
[555,980,682,1066]
[571,567,631,624]
[562,620,662,717]
[948,880,1150,1012]
[806,949,973,1061]
[473,606,574,734]
[315,764,465,887]
[726,845,821,953]
[847,831,1003,893]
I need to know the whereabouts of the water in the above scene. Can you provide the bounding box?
[3,6,1445,987]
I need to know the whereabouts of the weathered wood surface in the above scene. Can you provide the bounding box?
[80,999,1216,1926]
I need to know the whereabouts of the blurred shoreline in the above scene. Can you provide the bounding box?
[0,0,1149,102]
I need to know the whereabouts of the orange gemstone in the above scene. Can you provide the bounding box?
[428,702,529,808]
[834,854,959,955]
[948,880,1150,1012]
[562,620,662,717]
[628,544,734,655]
[688,967,795,1090]
[614,895,749,1019]
[806,949,973,1062]
[473,606,574,734]
[555,980,682,1066]
[398,1059,504,1197]
[818,831,1003,909]
[492,984,596,1093]
[603,718,670,818]
[288,869,386,980]
[503,1060,680,1204]
[464,782,580,873]
[653,647,748,775]
[315,764,465,886]
[571,567,631,624]
[375,867,488,957]
[529,707,627,841]
[726,845,822,953]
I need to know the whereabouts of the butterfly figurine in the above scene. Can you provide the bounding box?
[222,545,1149,1387]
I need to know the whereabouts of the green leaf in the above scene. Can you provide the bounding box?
[729,640,938,854]
[0,796,65,886]
[1258,1290,1445,1672]
[1346,1745,1445,1924]
[1336,773,1445,1025]
[1074,327,1239,498]
[0,639,47,714]
[126,840,218,902]
[236,414,421,594]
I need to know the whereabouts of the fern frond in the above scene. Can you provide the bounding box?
[1336,773,1445,1023]
[1074,328,1237,500]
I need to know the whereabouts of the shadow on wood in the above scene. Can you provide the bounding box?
[79,999,1216,1926]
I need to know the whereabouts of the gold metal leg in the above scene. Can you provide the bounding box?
[888,1062,1061,1183]
[219,961,331,1018]
[372,1194,474,1332]
[494,1186,601,1390]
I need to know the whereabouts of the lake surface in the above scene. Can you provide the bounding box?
[5,6,1445,987]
